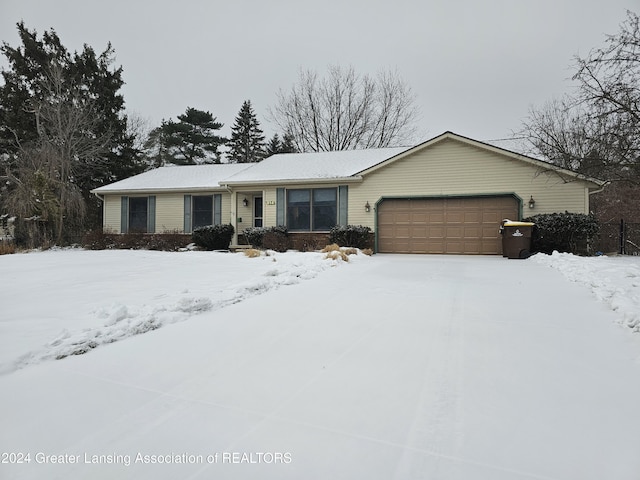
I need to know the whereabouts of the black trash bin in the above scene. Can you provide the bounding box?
[500,221,534,259]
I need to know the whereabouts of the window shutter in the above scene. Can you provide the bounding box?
[338,186,348,226]
[147,196,156,233]
[213,194,222,225]
[184,195,192,233]
[120,196,129,234]
[276,188,285,226]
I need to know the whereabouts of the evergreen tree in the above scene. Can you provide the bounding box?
[266,133,282,156]
[265,132,297,157]
[227,100,266,163]
[0,22,144,242]
[149,107,225,165]
[280,132,297,153]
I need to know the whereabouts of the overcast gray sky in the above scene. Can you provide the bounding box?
[1,0,638,147]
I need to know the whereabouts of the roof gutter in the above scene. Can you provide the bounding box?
[588,180,609,196]
[92,191,104,203]
[221,176,363,188]
[89,186,231,195]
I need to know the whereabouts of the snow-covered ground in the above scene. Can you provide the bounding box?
[531,251,640,332]
[0,249,345,374]
[1,249,640,479]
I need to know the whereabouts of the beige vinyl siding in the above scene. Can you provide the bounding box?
[264,187,279,227]
[103,195,122,232]
[221,193,233,225]
[348,139,590,229]
[236,195,253,232]
[102,191,233,233]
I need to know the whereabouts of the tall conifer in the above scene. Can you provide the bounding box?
[227,100,266,163]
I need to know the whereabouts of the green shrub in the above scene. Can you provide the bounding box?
[262,226,290,252]
[329,225,372,249]
[243,227,267,247]
[192,224,235,250]
[523,212,599,255]
[244,226,290,250]
[82,229,191,251]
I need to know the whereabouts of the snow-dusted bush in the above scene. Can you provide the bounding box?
[192,224,235,250]
[524,212,599,255]
[82,230,190,251]
[329,225,372,249]
[243,226,267,247]
[243,225,289,249]
[262,226,290,252]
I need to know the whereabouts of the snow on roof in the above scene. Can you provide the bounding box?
[92,148,411,193]
[92,164,252,193]
[222,147,410,184]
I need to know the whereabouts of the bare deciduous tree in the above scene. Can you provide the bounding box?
[573,10,640,124]
[3,63,112,244]
[270,65,420,152]
[517,10,640,185]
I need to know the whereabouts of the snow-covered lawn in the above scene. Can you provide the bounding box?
[0,249,342,374]
[1,249,640,479]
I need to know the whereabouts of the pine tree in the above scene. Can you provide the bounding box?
[151,107,226,165]
[266,134,282,157]
[280,133,297,153]
[265,132,297,157]
[227,100,266,163]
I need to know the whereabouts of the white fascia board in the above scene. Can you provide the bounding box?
[221,176,364,187]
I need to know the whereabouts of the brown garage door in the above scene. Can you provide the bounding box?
[377,196,519,254]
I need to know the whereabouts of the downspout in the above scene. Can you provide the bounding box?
[587,181,609,214]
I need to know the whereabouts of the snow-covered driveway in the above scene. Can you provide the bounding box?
[1,251,640,480]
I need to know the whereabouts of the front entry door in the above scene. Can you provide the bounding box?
[254,196,263,227]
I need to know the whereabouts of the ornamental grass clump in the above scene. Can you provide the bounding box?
[324,249,349,262]
[243,248,262,258]
[321,243,341,252]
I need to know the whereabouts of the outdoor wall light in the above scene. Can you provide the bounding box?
[528,196,536,208]
[365,201,371,212]
[242,197,249,207]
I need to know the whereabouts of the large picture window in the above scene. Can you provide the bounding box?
[192,195,213,229]
[312,188,337,231]
[287,188,337,231]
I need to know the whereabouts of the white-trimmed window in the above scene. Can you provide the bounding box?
[121,196,155,233]
[286,188,337,231]
[184,194,222,233]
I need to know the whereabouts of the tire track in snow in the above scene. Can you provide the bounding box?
[392,282,467,479]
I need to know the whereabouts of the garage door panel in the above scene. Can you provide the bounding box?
[464,211,481,222]
[411,213,428,223]
[428,226,445,238]
[464,226,481,238]
[483,226,500,236]
[446,226,463,238]
[429,213,445,223]
[463,241,481,254]
[446,212,464,223]
[427,241,445,254]
[378,196,519,254]
[394,213,411,223]
[445,241,463,254]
